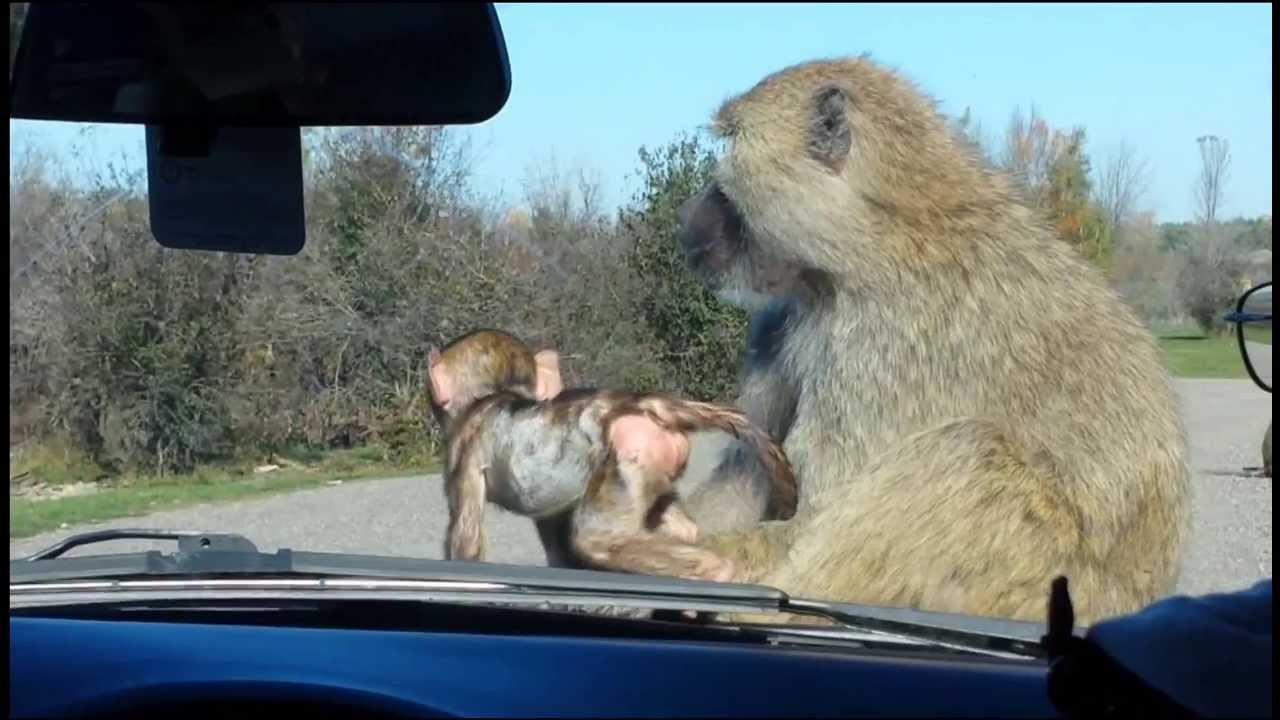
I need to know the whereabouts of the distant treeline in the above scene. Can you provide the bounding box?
[8,103,1271,478]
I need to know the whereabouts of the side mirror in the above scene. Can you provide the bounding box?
[1225,281,1272,393]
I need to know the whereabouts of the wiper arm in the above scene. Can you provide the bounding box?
[19,528,260,561]
[11,529,786,613]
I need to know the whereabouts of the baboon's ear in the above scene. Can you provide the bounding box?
[533,350,563,401]
[809,84,852,171]
[427,349,453,406]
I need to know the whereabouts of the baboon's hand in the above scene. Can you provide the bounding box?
[657,507,701,544]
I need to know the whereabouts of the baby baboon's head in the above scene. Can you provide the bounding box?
[427,329,561,422]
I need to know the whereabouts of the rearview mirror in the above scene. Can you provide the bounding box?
[9,3,511,127]
[1226,282,1272,393]
[10,2,512,256]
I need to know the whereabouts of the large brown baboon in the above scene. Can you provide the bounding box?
[676,56,1191,625]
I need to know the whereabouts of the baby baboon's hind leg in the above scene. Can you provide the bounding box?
[534,508,586,569]
[573,415,735,583]
[603,411,701,547]
[577,523,738,583]
[649,494,700,544]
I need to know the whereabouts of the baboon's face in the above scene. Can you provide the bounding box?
[677,57,955,309]
[677,182,785,310]
[677,178,837,311]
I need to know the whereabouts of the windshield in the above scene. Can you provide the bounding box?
[8,3,1273,628]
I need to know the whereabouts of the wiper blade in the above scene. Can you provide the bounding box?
[773,598,1047,659]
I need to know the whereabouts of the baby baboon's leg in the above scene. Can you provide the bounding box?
[534,502,699,569]
[573,415,734,583]
[534,508,585,569]
[541,502,699,571]
[610,412,700,545]
[658,504,700,544]
[760,419,1098,623]
[577,516,737,583]
[650,495,700,544]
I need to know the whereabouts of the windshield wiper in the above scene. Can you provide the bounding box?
[18,528,261,561]
[773,598,1047,659]
[11,528,787,616]
[11,528,1049,659]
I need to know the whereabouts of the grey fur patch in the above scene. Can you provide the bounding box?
[486,404,603,518]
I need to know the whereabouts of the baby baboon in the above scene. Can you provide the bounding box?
[426,329,797,581]
[675,56,1191,625]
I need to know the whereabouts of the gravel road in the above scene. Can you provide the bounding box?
[11,379,1272,601]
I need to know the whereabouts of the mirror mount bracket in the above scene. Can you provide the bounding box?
[145,124,306,255]
[156,125,219,159]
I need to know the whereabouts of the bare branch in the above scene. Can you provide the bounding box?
[1193,135,1231,226]
[1000,105,1054,208]
[1095,138,1151,241]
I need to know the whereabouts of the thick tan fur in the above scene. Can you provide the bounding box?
[678,56,1191,626]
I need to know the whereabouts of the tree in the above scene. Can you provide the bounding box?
[1095,139,1151,244]
[1174,135,1240,335]
[1193,135,1231,226]
[621,132,747,401]
[1044,128,1112,265]
[1231,215,1272,253]
[1175,226,1246,336]
[1108,211,1181,324]
[1160,222,1195,253]
[1001,107,1111,264]
[1000,105,1055,209]
[508,155,664,392]
[950,107,993,163]
[45,194,247,474]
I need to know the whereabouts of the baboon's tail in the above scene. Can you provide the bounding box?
[630,396,798,521]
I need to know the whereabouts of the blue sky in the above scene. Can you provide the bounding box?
[9,3,1272,222]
